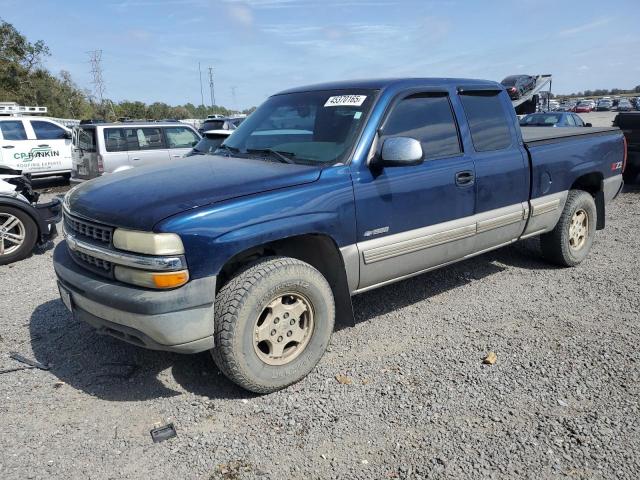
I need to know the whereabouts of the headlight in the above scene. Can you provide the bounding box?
[113,229,184,255]
[114,266,189,289]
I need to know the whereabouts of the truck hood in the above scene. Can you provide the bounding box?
[66,155,322,230]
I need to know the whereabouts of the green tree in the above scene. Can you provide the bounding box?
[0,17,50,100]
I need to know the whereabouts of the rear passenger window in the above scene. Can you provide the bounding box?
[459,92,512,151]
[136,128,164,149]
[104,129,135,152]
[0,121,27,141]
[381,94,461,159]
[31,120,67,140]
[165,127,199,148]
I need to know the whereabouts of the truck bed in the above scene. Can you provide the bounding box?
[521,126,620,145]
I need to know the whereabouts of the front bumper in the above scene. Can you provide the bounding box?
[53,242,217,353]
[35,198,62,242]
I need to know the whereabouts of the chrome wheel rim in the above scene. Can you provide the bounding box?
[0,213,26,256]
[253,292,315,366]
[569,209,588,250]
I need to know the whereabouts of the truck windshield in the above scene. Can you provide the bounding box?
[220,89,377,165]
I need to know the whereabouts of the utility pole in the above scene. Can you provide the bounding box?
[208,67,216,108]
[230,86,238,112]
[87,50,106,104]
[198,62,204,107]
[87,50,113,119]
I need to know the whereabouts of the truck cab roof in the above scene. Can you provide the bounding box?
[275,77,501,95]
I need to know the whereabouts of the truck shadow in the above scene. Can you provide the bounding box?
[344,241,556,330]
[29,243,555,400]
[29,300,249,401]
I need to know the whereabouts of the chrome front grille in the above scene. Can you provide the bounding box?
[72,250,112,273]
[64,213,112,244]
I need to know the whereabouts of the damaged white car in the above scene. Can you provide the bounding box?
[0,175,61,264]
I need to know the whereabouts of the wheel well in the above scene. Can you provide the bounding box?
[217,234,355,327]
[570,172,602,195]
[570,172,605,230]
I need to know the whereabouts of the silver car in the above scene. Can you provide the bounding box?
[71,121,201,183]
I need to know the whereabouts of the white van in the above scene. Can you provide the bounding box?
[0,117,72,177]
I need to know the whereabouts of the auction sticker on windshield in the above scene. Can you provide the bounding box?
[324,95,367,107]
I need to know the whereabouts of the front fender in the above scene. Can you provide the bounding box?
[157,166,357,280]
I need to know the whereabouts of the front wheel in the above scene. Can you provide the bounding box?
[540,190,596,267]
[0,206,38,265]
[211,257,335,393]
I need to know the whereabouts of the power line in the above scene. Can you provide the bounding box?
[208,67,216,107]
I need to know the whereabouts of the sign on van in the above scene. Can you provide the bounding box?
[14,146,60,161]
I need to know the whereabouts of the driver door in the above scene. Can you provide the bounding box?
[351,90,476,290]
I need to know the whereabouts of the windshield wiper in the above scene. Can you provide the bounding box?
[215,144,241,157]
[246,148,296,164]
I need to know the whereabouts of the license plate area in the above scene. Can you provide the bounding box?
[58,283,74,312]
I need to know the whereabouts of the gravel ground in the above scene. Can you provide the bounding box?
[1,184,639,480]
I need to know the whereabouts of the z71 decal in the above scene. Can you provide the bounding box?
[611,161,623,171]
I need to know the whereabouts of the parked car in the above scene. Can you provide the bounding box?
[617,99,633,112]
[0,174,61,264]
[55,77,625,393]
[613,112,640,183]
[596,99,613,111]
[70,122,201,183]
[198,116,245,135]
[501,75,536,99]
[574,101,593,113]
[0,117,72,178]
[519,112,591,127]
[185,129,232,157]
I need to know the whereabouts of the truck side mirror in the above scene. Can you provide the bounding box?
[373,137,423,168]
[585,123,592,127]
[64,130,72,139]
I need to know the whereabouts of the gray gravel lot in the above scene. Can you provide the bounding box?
[1,180,639,479]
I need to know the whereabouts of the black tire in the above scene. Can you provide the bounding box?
[211,256,335,393]
[540,190,596,267]
[0,206,38,265]
[623,164,639,185]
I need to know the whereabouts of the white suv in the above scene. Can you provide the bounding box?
[0,117,72,177]
[71,122,201,183]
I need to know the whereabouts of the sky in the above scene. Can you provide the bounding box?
[1,0,639,109]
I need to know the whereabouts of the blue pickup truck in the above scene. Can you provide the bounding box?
[54,78,625,393]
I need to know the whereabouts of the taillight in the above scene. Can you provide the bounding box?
[622,136,628,172]
[510,87,516,92]
[97,153,104,174]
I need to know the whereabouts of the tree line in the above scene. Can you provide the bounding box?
[560,86,640,99]
[0,18,254,120]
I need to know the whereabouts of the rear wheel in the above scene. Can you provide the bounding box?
[0,206,38,265]
[211,257,335,393]
[540,190,596,267]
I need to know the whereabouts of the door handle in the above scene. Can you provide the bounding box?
[171,154,181,158]
[38,144,49,148]
[455,170,475,186]
[131,157,140,161]
[2,145,14,149]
